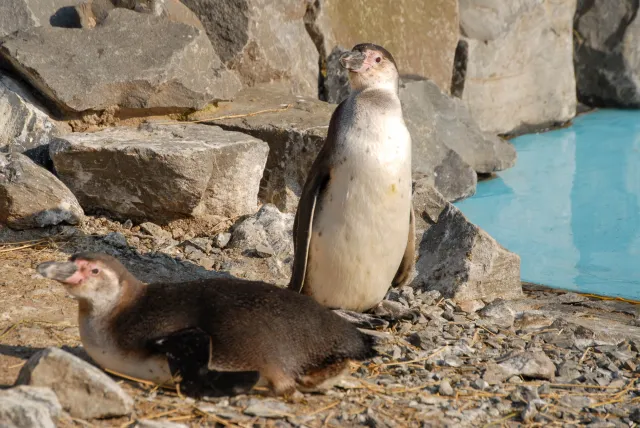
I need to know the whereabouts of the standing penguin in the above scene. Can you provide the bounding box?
[289,43,415,312]
[36,252,377,398]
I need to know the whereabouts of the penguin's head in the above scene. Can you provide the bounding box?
[339,43,399,92]
[37,252,135,310]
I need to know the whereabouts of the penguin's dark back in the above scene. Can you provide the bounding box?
[113,276,376,370]
[197,278,377,368]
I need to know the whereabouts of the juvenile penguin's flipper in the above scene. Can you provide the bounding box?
[392,204,416,288]
[150,328,259,398]
[289,101,347,294]
[289,170,329,293]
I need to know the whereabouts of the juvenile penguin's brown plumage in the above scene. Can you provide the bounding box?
[37,252,377,398]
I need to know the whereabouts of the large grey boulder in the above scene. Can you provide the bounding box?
[401,79,516,174]
[400,80,478,202]
[0,152,84,229]
[0,73,65,166]
[456,0,577,134]
[192,84,336,213]
[180,0,318,96]
[50,123,268,223]
[306,0,459,93]
[413,203,522,303]
[574,0,640,107]
[0,386,62,428]
[0,8,241,116]
[16,347,133,420]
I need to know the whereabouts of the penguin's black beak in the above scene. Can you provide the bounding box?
[37,261,78,282]
[339,50,367,72]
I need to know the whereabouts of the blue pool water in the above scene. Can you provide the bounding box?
[455,109,640,300]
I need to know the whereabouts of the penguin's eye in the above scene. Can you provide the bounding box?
[375,57,382,63]
[91,268,100,275]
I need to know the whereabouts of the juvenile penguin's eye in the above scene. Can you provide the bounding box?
[375,57,381,63]
[91,268,100,275]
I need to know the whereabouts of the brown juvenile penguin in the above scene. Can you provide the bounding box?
[289,43,415,312]
[36,252,377,398]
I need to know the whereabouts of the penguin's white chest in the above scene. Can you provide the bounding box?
[307,113,412,312]
[79,316,173,384]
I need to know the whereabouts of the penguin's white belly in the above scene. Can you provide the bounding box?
[80,318,173,385]
[306,118,412,312]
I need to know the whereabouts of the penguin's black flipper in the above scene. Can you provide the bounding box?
[150,328,259,398]
[391,203,416,287]
[289,101,347,294]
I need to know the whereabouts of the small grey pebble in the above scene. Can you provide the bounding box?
[439,380,454,396]
[538,383,551,395]
[213,232,232,249]
[473,378,489,390]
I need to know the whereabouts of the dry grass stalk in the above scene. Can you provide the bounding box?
[378,346,447,368]
[153,104,293,126]
[305,400,341,417]
[482,411,518,427]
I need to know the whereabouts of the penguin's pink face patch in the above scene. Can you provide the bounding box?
[340,49,384,74]
[63,260,102,286]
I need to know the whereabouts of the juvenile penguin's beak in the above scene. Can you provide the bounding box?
[339,50,368,73]
[37,261,78,282]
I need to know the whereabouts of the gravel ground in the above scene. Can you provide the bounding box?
[1,216,639,427]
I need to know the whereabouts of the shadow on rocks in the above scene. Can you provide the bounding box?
[1,222,234,285]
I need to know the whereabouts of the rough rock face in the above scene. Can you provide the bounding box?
[0,8,241,116]
[401,79,517,174]
[400,81,477,202]
[0,153,84,229]
[459,0,537,41]
[574,0,640,107]
[0,386,62,428]
[307,0,459,93]
[412,177,447,232]
[192,84,336,213]
[413,203,522,303]
[50,123,268,223]
[456,0,577,134]
[0,73,65,166]
[16,347,133,419]
[180,0,318,96]
[0,0,85,37]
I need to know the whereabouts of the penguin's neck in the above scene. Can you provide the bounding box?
[79,279,146,321]
[350,77,399,97]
